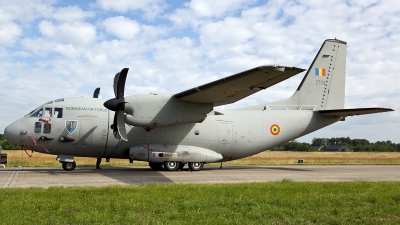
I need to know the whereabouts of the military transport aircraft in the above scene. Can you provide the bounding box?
[4,39,393,171]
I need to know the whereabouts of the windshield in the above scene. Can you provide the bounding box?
[30,108,43,117]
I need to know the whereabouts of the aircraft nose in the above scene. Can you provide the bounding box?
[4,120,21,146]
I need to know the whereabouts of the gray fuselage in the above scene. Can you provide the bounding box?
[9,97,340,162]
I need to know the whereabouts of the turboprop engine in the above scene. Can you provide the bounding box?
[104,68,213,141]
[123,94,212,127]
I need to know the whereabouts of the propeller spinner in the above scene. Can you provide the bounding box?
[104,68,129,141]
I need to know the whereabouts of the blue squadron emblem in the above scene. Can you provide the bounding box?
[65,120,78,134]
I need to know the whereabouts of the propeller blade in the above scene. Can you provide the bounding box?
[113,72,120,97]
[116,110,128,141]
[116,68,128,99]
[93,87,100,98]
[111,112,121,139]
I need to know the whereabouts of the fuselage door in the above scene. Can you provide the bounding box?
[78,120,94,147]
[217,122,233,159]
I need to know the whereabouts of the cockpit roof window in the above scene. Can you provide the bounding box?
[55,98,64,102]
[45,100,53,104]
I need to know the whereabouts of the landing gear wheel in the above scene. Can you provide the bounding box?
[179,163,185,170]
[149,162,164,170]
[62,161,76,171]
[164,161,180,171]
[189,162,204,171]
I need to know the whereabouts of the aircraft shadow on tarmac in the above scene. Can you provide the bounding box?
[1,165,313,187]
[204,165,313,172]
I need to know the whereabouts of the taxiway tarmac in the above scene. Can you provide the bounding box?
[1,165,399,188]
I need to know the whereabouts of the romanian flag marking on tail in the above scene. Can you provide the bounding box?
[315,68,326,76]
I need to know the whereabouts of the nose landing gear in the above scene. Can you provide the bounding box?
[57,154,76,171]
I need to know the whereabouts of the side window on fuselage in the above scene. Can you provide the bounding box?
[43,123,51,134]
[34,122,42,133]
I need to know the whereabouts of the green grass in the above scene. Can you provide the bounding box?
[1,181,400,224]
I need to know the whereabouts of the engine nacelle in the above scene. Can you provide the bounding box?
[129,144,223,163]
[123,94,212,127]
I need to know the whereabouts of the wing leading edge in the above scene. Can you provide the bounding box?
[174,65,305,106]
[318,108,394,117]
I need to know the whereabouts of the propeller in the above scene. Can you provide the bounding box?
[104,68,129,141]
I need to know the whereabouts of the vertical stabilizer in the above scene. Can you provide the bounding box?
[292,39,347,110]
[236,39,347,111]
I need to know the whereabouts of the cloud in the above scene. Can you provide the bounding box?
[52,6,95,22]
[38,20,97,45]
[0,22,22,45]
[0,0,54,23]
[95,0,167,20]
[103,16,141,40]
[167,0,257,28]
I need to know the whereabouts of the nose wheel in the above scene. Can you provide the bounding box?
[62,161,76,171]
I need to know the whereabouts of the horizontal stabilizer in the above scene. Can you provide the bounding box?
[318,108,394,117]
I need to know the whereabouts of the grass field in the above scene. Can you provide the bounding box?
[2,151,400,224]
[2,150,400,167]
[1,181,400,224]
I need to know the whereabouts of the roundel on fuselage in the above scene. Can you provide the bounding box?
[270,124,280,135]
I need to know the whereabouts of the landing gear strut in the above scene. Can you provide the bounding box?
[62,161,76,171]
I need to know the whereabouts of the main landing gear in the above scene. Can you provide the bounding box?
[149,161,204,171]
[62,161,76,171]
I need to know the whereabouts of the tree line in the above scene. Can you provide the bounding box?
[0,134,22,150]
[272,137,400,152]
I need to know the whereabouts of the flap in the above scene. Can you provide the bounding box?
[174,65,305,106]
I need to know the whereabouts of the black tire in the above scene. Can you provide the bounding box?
[189,162,204,171]
[62,161,76,171]
[149,162,164,170]
[164,161,180,171]
[179,163,186,170]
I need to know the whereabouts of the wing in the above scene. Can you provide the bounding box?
[174,65,305,106]
[319,108,394,117]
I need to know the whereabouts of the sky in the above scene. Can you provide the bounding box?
[0,0,399,144]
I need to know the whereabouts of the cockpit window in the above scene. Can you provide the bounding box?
[31,108,43,117]
[26,108,37,116]
[44,108,53,117]
[54,108,63,118]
